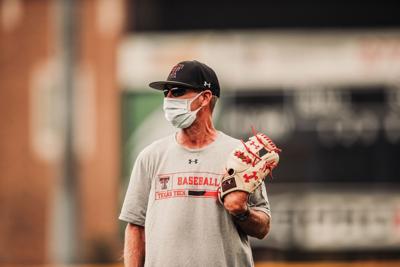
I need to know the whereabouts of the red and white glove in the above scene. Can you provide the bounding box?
[218,131,281,203]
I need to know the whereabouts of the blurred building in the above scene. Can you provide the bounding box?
[0,0,124,263]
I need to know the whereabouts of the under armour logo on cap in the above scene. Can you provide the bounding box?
[204,81,211,88]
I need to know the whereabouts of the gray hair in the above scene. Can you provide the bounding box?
[210,96,218,113]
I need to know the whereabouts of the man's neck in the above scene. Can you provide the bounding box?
[177,116,218,149]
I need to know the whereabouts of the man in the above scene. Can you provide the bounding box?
[119,60,271,267]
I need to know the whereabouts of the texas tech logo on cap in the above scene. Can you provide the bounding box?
[168,64,184,79]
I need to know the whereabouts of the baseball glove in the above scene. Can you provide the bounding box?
[218,130,281,203]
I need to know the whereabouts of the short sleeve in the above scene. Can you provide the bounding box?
[248,182,271,218]
[119,151,152,226]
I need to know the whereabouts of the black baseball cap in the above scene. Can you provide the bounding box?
[149,60,220,97]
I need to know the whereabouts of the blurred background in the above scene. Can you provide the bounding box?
[1,0,400,266]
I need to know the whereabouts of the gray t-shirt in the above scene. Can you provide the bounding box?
[119,131,271,267]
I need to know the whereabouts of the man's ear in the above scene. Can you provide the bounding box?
[201,91,212,107]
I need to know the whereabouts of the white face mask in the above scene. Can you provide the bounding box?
[163,92,203,129]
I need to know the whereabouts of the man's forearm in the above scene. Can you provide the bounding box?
[124,223,145,267]
[235,209,270,239]
[223,191,270,239]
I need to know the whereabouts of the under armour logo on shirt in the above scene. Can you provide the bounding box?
[204,81,211,88]
[188,159,199,164]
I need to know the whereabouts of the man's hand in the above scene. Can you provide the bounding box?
[223,191,249,215]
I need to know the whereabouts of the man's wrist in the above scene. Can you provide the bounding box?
[232,204,250,222]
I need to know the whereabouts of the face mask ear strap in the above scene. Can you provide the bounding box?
[199,90,214,108]
[188,91,204,109]
[194,90,213,107]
